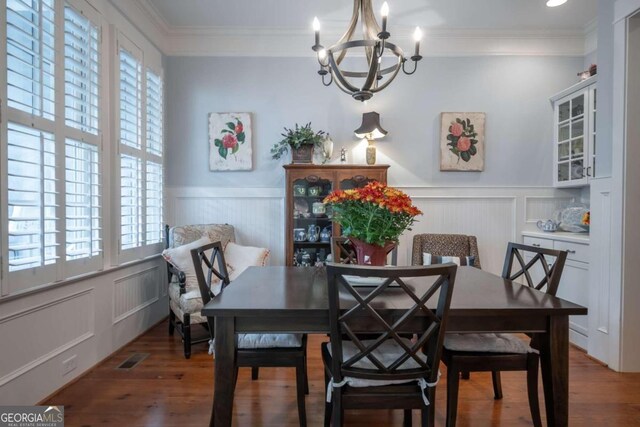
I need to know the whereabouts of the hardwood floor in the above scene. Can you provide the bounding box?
[44,320,640,426]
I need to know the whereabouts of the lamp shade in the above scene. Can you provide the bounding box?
[354,112,388,140]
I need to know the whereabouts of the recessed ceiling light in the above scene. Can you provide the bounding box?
[546,0,568,7]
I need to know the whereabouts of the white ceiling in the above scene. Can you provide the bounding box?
[125,0,598,56]
[144,0,597,31]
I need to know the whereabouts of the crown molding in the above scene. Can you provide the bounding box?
[133,0,597,58]
[162,27,587,57]
[108,0,169,50]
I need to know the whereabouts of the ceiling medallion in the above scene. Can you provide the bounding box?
[312,0,423,102]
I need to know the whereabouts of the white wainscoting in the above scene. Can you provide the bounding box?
[0,289,94,387]
[0,258,167,405]
[167,186,579,276]
[113,266,161,324]
[588,178,613,366]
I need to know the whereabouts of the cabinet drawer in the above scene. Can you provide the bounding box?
[553,240,589,263]
[523,236,553,250]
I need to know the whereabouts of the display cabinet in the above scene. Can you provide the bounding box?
[283,164,389,267]
[550,76,597,187]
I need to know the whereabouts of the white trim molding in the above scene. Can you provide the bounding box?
[122,0,598,57]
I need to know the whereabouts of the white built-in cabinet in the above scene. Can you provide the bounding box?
[550,76,597,187]
[522,232,590,349]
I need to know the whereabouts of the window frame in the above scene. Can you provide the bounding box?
[1,0,107,295]
[114,33,164,264]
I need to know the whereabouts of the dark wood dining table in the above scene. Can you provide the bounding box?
[201,265,587,427]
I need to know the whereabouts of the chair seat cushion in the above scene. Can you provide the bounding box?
[169,283,204,314]
[444,333,535,354]
[208,334,303,354]
[327,339,427,387]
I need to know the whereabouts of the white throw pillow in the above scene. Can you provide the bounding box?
[162,235,215,291]
[224,241,270,281]
[422,253,475,267]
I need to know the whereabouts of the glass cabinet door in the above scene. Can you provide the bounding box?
[291,176,333,266]
[556,90,588,186]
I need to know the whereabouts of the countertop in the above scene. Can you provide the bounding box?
[522,230,590,244]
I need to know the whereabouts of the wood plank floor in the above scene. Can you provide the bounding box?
[44,320,640,426]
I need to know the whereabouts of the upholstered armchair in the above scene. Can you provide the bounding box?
[163,224,270,358]
[411,233,481,268]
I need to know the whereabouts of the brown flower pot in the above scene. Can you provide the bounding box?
[291,145,314,164]
[349,238,396,266]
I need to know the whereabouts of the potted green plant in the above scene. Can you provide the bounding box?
[323,181,422,265]
[271,122,326,163]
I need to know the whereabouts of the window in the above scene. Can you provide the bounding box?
[3,0,104,291]
[64,4,100,135]
[145,68,164,245]
[117,39,164,260]
[6,0,56,120]
[7,124,57,272]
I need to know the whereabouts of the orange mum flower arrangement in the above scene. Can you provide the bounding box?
[323,181,422,247]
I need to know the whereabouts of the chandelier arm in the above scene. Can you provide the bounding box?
[402,58,419,76]
[328,51,359,93]
[328,40,404,78]
[361,44,382,92]
[361,0,381,64]
[331,72,357,96]
[335,0,361,65]
[370,57,403,93]
[321,72,334,87]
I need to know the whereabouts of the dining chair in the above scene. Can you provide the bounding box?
[411,234,481,268]
[331,236,398,265]
[441,242,568,427]
[323,263,457,427]
[191,241,309,427]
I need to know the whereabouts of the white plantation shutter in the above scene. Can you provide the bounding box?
[146,69,163,157]
[145,68,163,245]
[145,161,162,244]
[119,49,142,150]
[117,39,164,259]
[64,4,100,135]
[6,0,56,120]
[120,154,142,250]
[7,123,58,271]
[65,139,101,261]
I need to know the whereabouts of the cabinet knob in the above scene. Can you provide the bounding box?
[567,249,576,254]
[586,166,592,177]
[532,243,541,247]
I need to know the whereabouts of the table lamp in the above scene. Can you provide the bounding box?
[354,112,388,165]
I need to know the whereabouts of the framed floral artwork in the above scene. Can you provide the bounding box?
[209,112,252,171]
[440,112,485,171]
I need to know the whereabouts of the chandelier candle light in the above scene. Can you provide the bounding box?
[312,0,423,101]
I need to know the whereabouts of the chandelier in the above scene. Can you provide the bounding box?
[312,0,423,102]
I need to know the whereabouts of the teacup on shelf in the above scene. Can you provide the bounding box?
[537,219,559,232]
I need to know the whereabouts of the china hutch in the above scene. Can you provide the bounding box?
[284,164,389,267]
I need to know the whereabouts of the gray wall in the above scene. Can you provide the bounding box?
[166,55,583,188]
[594,0,614,178]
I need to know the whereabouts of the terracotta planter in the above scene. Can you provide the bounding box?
[291,145,314,163]
[349,238,396,266]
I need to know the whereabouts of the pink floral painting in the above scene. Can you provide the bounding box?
[209,112,252,171]
[440,112,485,171]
